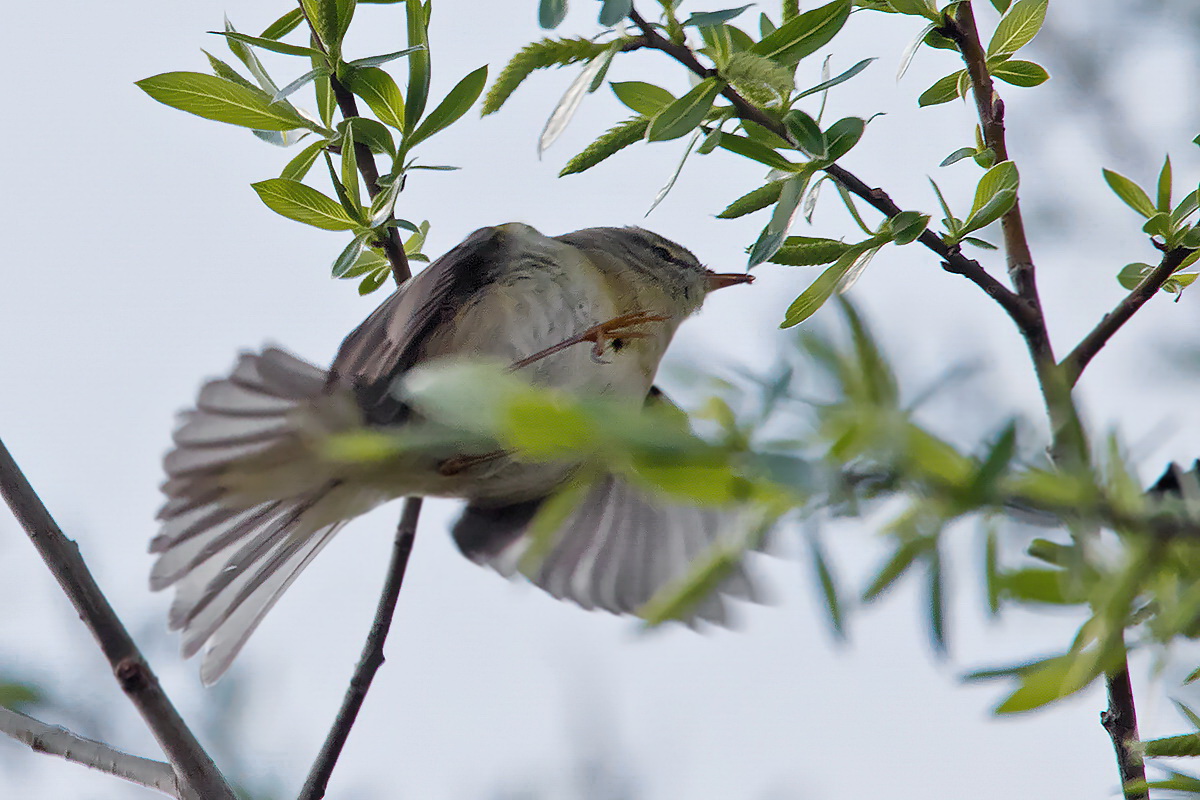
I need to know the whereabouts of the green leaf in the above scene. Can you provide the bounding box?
[347,45,426,69]
[300,0,342,54]
[273,67,327,103]
[940,147,977,167]
[539,0,568,28]
[784,109,826,157]
[281,139,327,180]
[639,534,755,625]
[927,545,946,653]
[723,51,795,104]
[794,57,875,100]
[753,0,851,66]
[716,131,798,170]
[1158,155,1173,212]
[136,72,308,131]
[1001,568,1072,605]
[1103,168,1157,218]
[262,9,306,39]
[340,122,362,209]
[984,528,1000,615]
[560,116,651,176]
[408,65,488,147]
[768,235,851,266]
[889,211,929,245]
[483,38,611,115]
[331,233,370,277]
[213,31,322,58]
[598,0,632,26]
[990,59,1049,87]
[647,78,724,142]
[0,683,42,710]
[862,538,928,602]
[202,51,259,92]
[986,0,1048,59]
[718,181,787,219]
[823,116,865,161]
[404,0,431,130]
[750,175,808,268]
[1172,189,1198,225]
[359,267,392,294]
[989,0,1013,12]
[886,0,939,20]
[806,527,845,640]
[349,67,406,129]
[994,651,1103,713]
[918,71,965,106]
[963,161,1019,233]
[780,247,858,327]
[337,246,390,279]
[1116,263,1152,290]
[685,5,754,27]
[251,178,359,230]
[611,81,677,116]
[1145,734,1200,758]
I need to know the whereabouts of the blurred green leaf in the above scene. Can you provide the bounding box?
[806,526,846,640]
[539,0,568,28]
[0,683,42,710]
[863,538,929,602]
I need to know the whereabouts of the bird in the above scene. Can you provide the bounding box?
[150,222,757,684]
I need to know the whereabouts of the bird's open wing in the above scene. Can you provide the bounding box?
[330,225,516,424]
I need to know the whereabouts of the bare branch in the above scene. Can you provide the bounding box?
[0,705,182,798]
[1061,246,1194,386]
[300,497,423,800]
[0,438,237,800]
[1102,655,1149,800]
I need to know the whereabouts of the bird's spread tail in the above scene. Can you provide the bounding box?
[453,474,761,625]
[152,348,380,684]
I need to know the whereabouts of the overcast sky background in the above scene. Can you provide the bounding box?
[2,1,1199,798]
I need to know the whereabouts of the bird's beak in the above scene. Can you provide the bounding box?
[705,270,755,291]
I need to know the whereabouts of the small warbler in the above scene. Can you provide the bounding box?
[152,223,755,684]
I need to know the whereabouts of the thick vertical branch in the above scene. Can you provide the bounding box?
[0,438,237,800]
[1102,657,1148,800]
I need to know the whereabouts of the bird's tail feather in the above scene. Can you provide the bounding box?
[152,348,380,684]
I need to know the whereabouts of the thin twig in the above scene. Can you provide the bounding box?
[0,705,181,798]
[1102,654,1148,800]
[0,438,236,800]
[625,9,1037,333]
[1061,246,1193,386]
[299,497,423,800]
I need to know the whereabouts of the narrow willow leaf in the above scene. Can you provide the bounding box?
[611,81,676,116]
[784,109,826,157]
[647,131,701,214]
[986,0,1049,59]
[684,5,754,27]
[724,52,794,105]
[984,527,1000,616]
[203,51,258,92]
[994,651,1102,714]
[251,178,358,230]
[1158,155,1173,212]
[750,175,807,268]
[806,525,845,640]
[539,0,568,28]
[990,0,1013,12]
[483,38,611,115]
[349,66,406,129]
[780,248,856,327]
[716,131,798,170]
[331,233,370,277]
[927,546,946,654]
[224,17,281,95]
[281,139,327,180]
[560,116,650,176]
[1144,734,1200,758]
[538,58,606,154]
[639,534,755,625]
[598,0,632,26]
[897,24,936,81]
[940,147,977,167]
[587,40,622,92]
[990,59,1049,87]
[1102,168,1157,218]
[889,211,929,245]
[1172,189,1198,225]
[359,267,392,294]
[795,57,875,99]
[341,121,362,209]
[718,181,786,219]
[1116,263,1152,290]
[273,67,326,103]
[214,31,322,58]
[768,235,850,266]
[918,71,965,106]
[409,65,488,148]
[647,78,723,142]
[404,0,431,130]
[137,72,308,131]
[262,8,305,39]
[886,0,938,18]
[338,247,390,279]
[752,0,851,66]
[862,538,927,602]
[347,45,426,69]
[300,0,340,54]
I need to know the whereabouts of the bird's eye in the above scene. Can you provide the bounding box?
[651,245,674,262]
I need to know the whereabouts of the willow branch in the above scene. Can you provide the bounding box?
[1061,246,1194,386]
[0,706,182,798]
[625,9,1036,333]
[1102,652,1148,800]
[299,497,423,800]
[0,438,236,800]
